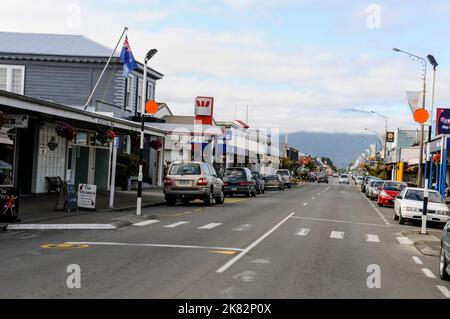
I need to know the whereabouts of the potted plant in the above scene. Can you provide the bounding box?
[96,128,116,145]
[149,138,163,150]
[55,123,75,141]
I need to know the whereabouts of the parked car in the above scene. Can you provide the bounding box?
[223,167,257,197]
[275,169,292,188]
[394,187,450,226]
[309,174,317,182]
[361,176,381,193]
[251,171,265,194]
[317,174,329,183]
[367,180,384,200]
[264,174,285,190]
[355,175,364,185]
[440,220,450,281]
[332,173,339,177]
[163,161,225,206]
[377,181,407,207]
[339,174,350,184]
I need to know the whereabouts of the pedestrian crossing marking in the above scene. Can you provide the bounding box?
[198,223,222,229]
[366,234,380,243]
[164,221,190,228]
[330,231,344,239]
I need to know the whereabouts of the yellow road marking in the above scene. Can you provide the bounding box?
[207,250,238,255]
[225,198,244,204]
[41,243,89,249]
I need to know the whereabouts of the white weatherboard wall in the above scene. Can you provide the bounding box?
[32,123,67,193]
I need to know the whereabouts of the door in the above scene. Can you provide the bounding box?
[94,148,110,191]
[74,146,89,188]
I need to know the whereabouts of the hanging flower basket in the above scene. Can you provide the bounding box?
[149,138,163,150]
[96,128,116,145]
[55,123,75,141]
[0,111,8,129]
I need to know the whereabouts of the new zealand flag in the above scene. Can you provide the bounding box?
[120,36,138,77]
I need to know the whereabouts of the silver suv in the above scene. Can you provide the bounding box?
[275,169,292,188]
[163,161,225,206]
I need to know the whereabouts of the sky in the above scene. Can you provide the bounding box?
[1,0,449,136]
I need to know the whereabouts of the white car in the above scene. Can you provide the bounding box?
[339,174,349,184]
[355,176,364,185]
[394,187,450,227]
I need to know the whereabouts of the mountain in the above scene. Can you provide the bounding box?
[280,131,379,169]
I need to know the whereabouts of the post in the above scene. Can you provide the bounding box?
[109,137,118,208]
[421,141,430,234]
[383,119,388,163]
[84,27,128,110]
[136,61,148,216]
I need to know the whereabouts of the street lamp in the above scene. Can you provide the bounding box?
[393,47,428,234]
[136,48,158,216]
[427,54,438,137]
[369,111,388,162]
[364,128,383,157]
[392,47,427,188]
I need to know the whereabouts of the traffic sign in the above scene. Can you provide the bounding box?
[145,100,158,115]
[413,108,429,124]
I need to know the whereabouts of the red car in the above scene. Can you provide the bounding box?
[377,181,407,207]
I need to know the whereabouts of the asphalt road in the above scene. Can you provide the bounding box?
[1,179,449,298]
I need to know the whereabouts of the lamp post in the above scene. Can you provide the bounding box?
[393,47,429,234]
[136,48,158,216]
[393,48,427,188]
[427,54,438,139]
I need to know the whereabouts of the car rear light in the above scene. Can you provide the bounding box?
[223,182,229,186]
[197,178,208,186]
[164,178,173,186]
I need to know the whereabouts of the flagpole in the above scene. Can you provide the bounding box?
[83,26,128,110]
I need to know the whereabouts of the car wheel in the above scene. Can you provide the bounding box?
[252,189,257,197]
[393,209,399,221]
[398,210,405,224]
[204,190,214,206]
[262,188,265,194]
[439,247,450,281]
[246,189,251,197]
[166,196,176,206]
[378,202,383,207]
[214,188,225,204]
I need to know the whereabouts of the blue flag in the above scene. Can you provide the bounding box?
[120,36,138,77]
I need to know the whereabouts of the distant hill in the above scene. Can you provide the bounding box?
[280,131,379,169]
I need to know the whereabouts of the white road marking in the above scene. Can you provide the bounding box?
[412,256,423,265]
[6,224,117,230]
[198,223,222,229]
[133,220,160,227]
[437,285,450,298]
[325,186,331,191]
[317,193,321,196]
[290,216,391,228]
[421,268,436,278]
[217,212,296,273]
[312,197,316,200]
[366,234,380,243]
[164,221,190,228]
[296,228,311,236]
[66,241,244,252]
[303,202,308,206]
[396,236,413,245]
[233,224,253,231]
[330,231,344,239]
[361,193,391,225]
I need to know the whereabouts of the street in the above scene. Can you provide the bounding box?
[1,179,449,299]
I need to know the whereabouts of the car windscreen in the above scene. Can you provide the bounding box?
[169,163,201,175]
[405,189,444,203]
[383,182,406,191]
[225,169,246,177]
[373,181,384,187]
[265,176,278,180]
[340,175,348,178]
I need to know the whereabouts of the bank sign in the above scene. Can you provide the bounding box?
[436,108,450,135]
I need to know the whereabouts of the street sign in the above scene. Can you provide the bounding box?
[0,187,19,222]
[436,108,450,135]
[195,96,214,125]
[386,132,395,143]
[3,114,28,129]
[413,108,429,124]
[145,100,158,115]
[65,183,78,212]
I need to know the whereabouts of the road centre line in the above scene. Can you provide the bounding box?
[290,216,391,228]
[66,241,244,252]
[296,228,311,236]
[164,221,190,228]
[198,223,222,229]
[233,224,253,231]
[412,256,423,265]
[216,212,296,273]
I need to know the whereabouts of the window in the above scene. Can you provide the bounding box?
[169,163,201,175]
[0,65,25,94]
[125,76,133,111]
[147,82,153,100]
[137,78,143,114]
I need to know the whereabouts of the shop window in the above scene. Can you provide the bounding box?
[0,128,15,186]
[126,75,133,111]
[0,65,25,94]
[76,131,88,145]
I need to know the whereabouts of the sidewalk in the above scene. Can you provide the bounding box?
[1,188,166,230]
[401,229,443,256]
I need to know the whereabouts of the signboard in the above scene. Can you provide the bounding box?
[77,184,97,210]
[4,114,28,129]
[195,96,214,125]
[0,187,19,222]
[66,184,78,212]
[386,132,395,143]
[436,108,450,135]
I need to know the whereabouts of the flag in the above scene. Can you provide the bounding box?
[120,36,138,77]
[405,91,422,114]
